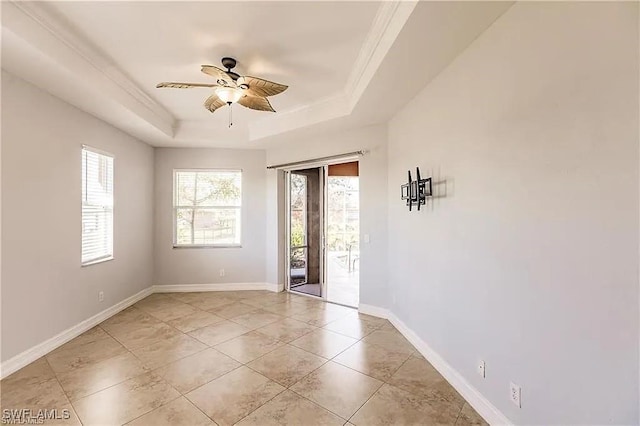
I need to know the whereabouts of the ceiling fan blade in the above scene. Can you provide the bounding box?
[201,65,236,87]
[156,82,219,89]
[238,95,275,112]
[237,76,288,97]
[204,94,226,113]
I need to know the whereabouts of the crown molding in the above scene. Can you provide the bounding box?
[3,1,175,138]
[2,0,416,146]
[344,0,418,109]
[248,0,417,142]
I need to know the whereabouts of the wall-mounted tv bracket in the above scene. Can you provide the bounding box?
[401,167,432,211]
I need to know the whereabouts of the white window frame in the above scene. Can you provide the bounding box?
[81,145,114,266]
[172,168,242,248]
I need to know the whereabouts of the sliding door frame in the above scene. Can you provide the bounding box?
[284,168,326,300]
[281,153,362,302]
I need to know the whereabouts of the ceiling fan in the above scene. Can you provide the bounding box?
[156,57,288,127]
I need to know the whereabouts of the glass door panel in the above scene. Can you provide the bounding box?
[326,175,359,307]
[289,169,322,298]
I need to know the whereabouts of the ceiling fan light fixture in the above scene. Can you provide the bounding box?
[215,86,243,104]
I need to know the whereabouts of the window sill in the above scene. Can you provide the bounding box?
[173,244,242,249]
[82,256,114,267]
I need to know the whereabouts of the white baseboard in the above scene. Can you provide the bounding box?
[0,286,153,380]
[153,282,281,293]
[0,282,287,380]
[265,282,285,293]
[358,303,390,319]
[359,303,510,425]
[385,311,512,425]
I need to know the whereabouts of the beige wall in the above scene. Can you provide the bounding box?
[153,148,267,285]
[387,3,639,424]
[1,71,155,362]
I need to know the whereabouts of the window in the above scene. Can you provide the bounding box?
[174,170,242,247]
[82,146,114,265]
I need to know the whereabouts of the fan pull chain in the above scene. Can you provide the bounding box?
[228,103,233,128]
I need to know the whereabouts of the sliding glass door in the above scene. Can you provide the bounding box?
[287,168,323,298]
[285,162,359,307]
[325,165,360,307]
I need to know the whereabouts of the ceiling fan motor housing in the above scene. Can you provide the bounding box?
[221,57,240,81]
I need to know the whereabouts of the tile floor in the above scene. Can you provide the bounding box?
[0,290,487,426]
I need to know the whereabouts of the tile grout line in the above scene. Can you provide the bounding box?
[344,352,417,424]
[8,291,473,426]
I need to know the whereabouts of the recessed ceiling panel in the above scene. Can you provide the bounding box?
[48,1,380,121]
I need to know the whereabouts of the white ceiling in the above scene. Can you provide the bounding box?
[49,1,378,121]
[1,1,513,149]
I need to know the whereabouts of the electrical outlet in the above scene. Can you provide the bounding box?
[98,291,104,302]
[219,269,225,277]
[477,360,486,378]
[510,382,521,408]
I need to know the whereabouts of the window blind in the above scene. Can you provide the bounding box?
[82,147,114,265]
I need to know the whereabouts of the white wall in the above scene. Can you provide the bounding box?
[154,148,267,285]
[266,124,388,307]
[387,3,638,424]
[1,71,155,362]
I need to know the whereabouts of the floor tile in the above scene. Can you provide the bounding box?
[167,292,211,304]
[262,301,310,317]
[255,318,318,343]
[292,307,352,327]
[134,295,179,314]
[1,357,55,388]
[126,396,214,426]
[347,312,389,328]
[189,295,238,311]
[360,329,415,355]
[242,293,290,308]
[375,321,397,331]
[131,333,207,369]
[188,320,251,346]
[0,291,482,426]
[350,383,459,426]
[46,334,128,374]
[232,290,272,299]
[186,366,284,426]
[210,302,259,319]
[332,341,411,381]
[456,402,488,426]
[215,331,285,363]
[247,345,326,387]
[315,303,355,316]
[72,372,180,425]
[289,296,325,309]
[231,310,283,329]
[148,302,199,322]
[290,361,382,419]
[55,327,111,351]
[236,390,344,426]
[209,291,248,299]
[1,376,70,412]
[167,309,225,333]
[290,329,358,359]
[323,315,381,339]
[387,356,465,415]
[109,322,183,351]
[154,348,241,394]
[57,352,149,401]
[100,307,163,333]
[0,404,81,426]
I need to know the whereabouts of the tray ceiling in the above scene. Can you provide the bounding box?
[2,1,513,148]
